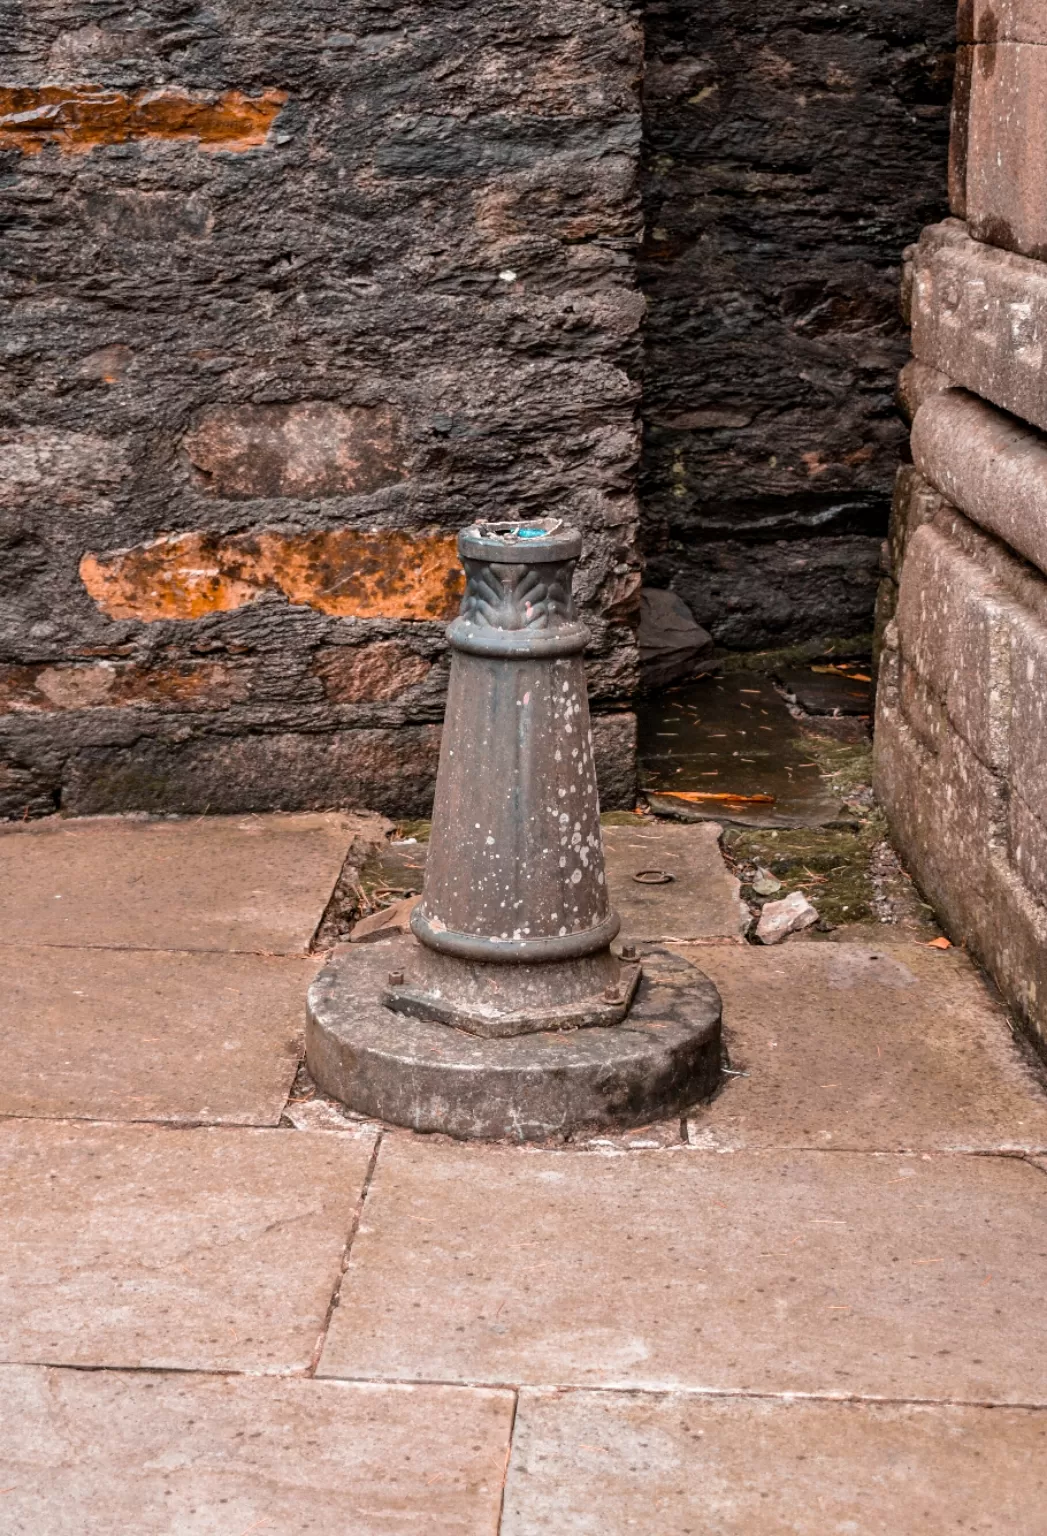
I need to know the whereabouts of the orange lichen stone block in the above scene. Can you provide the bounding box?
[80,528,465,623]
[80,533,260,623]
[241,529,464,621]
[0,86,287,154]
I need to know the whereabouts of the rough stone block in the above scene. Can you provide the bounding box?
[1007,599,1047,808]
[0,1369,513,1536]
[1009,792,1047,907]
[872,575,897,673]
[950,44,973,217]
[894,523,1011,769]
[183,402,407,500]
[913,389,1047,579]
[877,637,1047,1051]
[887,464,949,579]
[896,359,956,425]
[935,496,1047,626]
[651,535,883,653]
[963,43,1047,259]
[899,657,947,755]
[80,527,464,623]
[0,85,286,154]
[313,642,433,703]
[911,221,1047,431]
[63,726,444,820]
[58,714,634,819]
[875,637,1004,940]
[0,427,128,509]
[0,658,251,712]
[0,1121,375,1371]
[591,712,638,811]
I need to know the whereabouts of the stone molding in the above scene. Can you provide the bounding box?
[912,388,1047,581]
[958,0,1047,44]
[910,221,1047,432]
[876,502,1047,1049]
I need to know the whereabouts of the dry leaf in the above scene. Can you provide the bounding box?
[661,790,776,805]
[927,936,952,950]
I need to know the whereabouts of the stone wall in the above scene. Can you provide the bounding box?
[0,1,644,818]
[877,0,1047,1052]
[640,0,957,650]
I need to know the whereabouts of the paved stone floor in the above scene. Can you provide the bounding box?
[1,812,1046,1532]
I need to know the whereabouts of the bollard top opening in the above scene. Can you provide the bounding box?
[459,517,582,564]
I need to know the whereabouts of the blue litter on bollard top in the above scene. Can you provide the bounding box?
[514,526,549,538]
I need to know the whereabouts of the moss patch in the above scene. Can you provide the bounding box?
[716,633,874,675]
[723,817,884,928]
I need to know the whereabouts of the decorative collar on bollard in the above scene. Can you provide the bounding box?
[306,519,723,1142]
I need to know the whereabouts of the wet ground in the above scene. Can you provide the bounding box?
[314,658,933,947]
[637,664,872,829]
[636,657,939,941]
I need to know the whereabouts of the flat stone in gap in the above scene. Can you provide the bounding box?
[0,1368,514,1536]
[502,1391,1047,1535]
[684,943,1047,1152]
[0,811,370,954]
[601,821,747,941]
[0,1121,375,1372]
[0,945,314,1124]
[319,1138,1047,1402]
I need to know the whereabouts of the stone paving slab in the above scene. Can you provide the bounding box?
[502,1390,1047,1535]
[0,1368,512,1536]
[0,945,315,1125]
[0,1121,375,1372]
[320,1139,1047,1402]
[681,943,1047,1153]
[602,822,746,941]
[0,812,368,954]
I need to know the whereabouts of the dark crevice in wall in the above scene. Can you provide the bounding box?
[639,0,957,651]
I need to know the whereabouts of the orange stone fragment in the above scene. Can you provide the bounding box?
[0,86,287,155]
[80,528,465,624]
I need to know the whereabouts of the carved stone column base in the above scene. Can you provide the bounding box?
[306,937,722,1143]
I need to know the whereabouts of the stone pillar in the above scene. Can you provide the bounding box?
[306,520,722,1142]
[876,0,1047,1054]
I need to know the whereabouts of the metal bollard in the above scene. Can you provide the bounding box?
[306,520,722,1141]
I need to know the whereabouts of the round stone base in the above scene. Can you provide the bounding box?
[306,937,723,1142]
